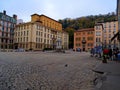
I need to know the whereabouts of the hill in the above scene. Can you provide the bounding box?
[58,12,116,48]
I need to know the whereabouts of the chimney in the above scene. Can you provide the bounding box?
[3,10,6,15]
[13,14,17,20]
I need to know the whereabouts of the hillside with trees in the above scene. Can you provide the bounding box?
[58,12,116,48]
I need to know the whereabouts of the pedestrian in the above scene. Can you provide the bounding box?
[90,48,95,57]
[114,48,119,61]
[96,46,102,58]
[103,48,109,63]
[108,48,112,60]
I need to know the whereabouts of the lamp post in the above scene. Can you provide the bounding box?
[52,37,56,50]
[113,31,115,49]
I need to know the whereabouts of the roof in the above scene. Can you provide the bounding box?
[31,13,61,24]
[75,28,94,32]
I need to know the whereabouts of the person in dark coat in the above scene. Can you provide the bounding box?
[90,48,95,57]
[108,49,112,60]
[114,48,119,60]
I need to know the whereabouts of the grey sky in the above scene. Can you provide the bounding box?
[0,0,117,22]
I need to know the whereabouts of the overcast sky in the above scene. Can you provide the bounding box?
[0,0,117,22]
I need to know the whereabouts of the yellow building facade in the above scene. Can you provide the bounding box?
[31,14,62,31]
[14,14,69,50]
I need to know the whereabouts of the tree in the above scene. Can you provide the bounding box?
[65,27,75,49]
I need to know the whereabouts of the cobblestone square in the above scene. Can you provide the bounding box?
[0,51,100,90]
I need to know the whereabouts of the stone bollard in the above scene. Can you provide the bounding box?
[102,55,107,63]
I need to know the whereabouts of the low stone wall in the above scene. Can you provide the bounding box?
[0,49,13,52]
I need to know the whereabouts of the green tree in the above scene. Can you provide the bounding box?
[65,27,75,49]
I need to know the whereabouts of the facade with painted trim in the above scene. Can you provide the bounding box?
[14,14,69,50]
[0,10,17,50]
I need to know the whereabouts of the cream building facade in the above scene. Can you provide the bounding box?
[14,14,69,50]
[94,21,118,48]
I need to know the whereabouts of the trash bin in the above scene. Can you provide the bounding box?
[117,53,120,60]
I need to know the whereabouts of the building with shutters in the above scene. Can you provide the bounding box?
[0,10,17,50]
[74,28,94,51]
[14,14,69,50]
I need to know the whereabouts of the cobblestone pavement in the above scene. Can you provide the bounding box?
[0,51,100,90]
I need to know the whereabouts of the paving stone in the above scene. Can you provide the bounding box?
[0,51,100,90]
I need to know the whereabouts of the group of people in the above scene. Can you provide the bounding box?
[90,47,120,61]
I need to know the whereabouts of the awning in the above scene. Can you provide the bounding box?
[111,31,119,42]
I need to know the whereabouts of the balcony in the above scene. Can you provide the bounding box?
[82,40,86,44]
[0,36,9,39]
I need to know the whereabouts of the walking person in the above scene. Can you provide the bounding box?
[90,48,95,57]
[103,48,109,63]
[114,48,119,61]
[108,48,113,60]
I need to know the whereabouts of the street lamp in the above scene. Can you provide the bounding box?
[52,37,56,50]
[113,31,116,49]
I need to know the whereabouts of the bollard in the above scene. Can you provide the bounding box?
[102,55,107,63]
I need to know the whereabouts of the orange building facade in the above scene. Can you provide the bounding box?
[74,28,95,51]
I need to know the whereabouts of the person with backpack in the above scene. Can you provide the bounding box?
[103,48,109,63]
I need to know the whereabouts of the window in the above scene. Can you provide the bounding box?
[41,38,42,43]
[16,32,17,36]
[27,31,29,36]
[18,38,19,42]
[2,26,4,31]
[96,38,99,42]
[44,33,46,38]
[91,31,93,34]
[109,34,111,38]
[26,37,28,42]
[104,29,106,33]
[114,24,116,28]
[27,25,29,29]
[39,38,40,42]
[104,24,106,28]
[83,32,85,35]
[21,32,23,36]
[96,26,98,30]
[87,37,90,41]
[2,32,4,36]
[44,39,46,43]
[47,40,49,44]
[109,29,111,33]
[24,31,25,36]
[24,25,26,29]
[109,25,111,28]
[109,40,111,44]
[18,32,20,36]
[76,38,78,41]
[83,37,85,40]
[24,37,25,42]
[41,32,43,37]
[36,37,38,42]
[48,34,49,38]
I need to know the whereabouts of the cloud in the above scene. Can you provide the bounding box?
[0,0,117,21]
